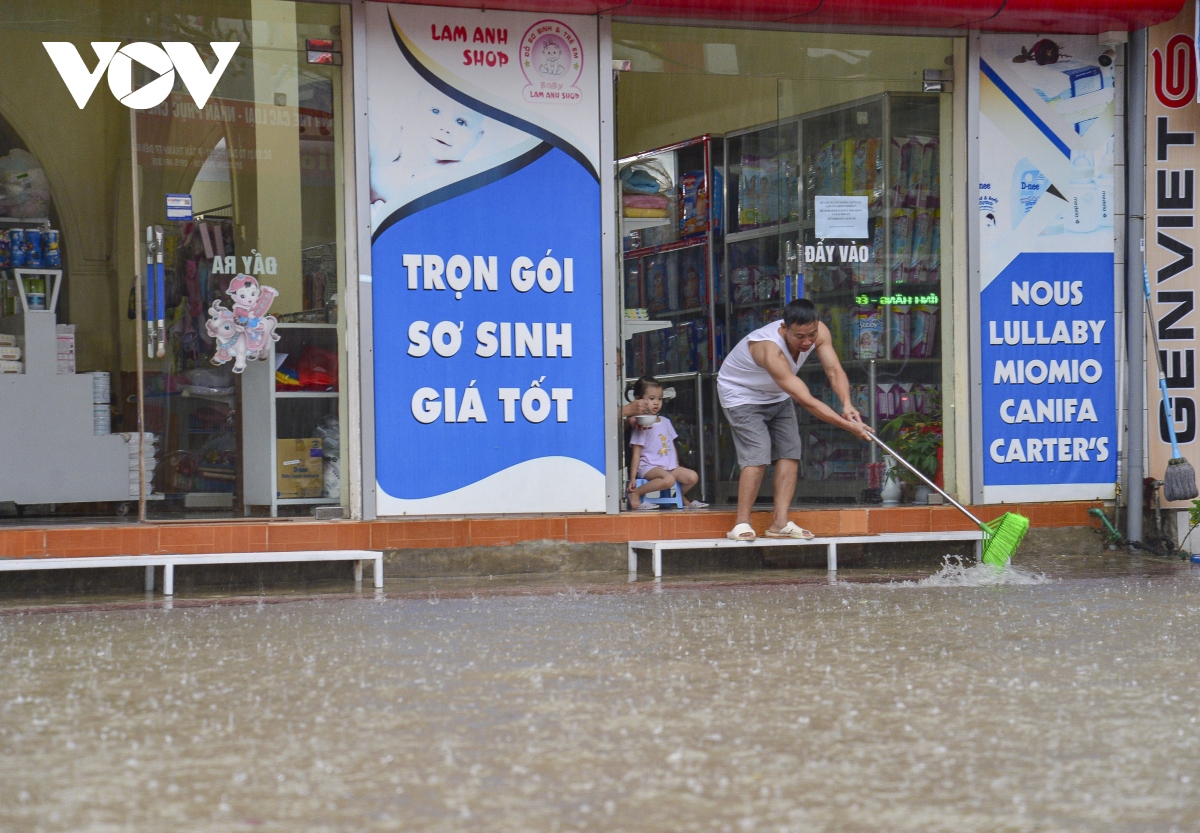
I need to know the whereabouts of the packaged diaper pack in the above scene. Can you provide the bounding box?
[851,383,871,418]
[849,137,882,202]
[732,266,757,304]
[924,215,941,286]
[681,254,703,310]
[853,308,883,359]
[624,261,641,306]
[885,134,939,202]
[860,222,886,287]
[820,305,851,356]
[738,156,783,228]
[647,256,668,313]
[876,382,900,421]
[910,304,939,358]
[890,210,914,284]
[735,309,759,343]
[889,305,911,359]
[909,211,933,282]
[754,268,780,303]
[679,171,708,237]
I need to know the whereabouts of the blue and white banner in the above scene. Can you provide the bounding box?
[978,34,1118,502]
[366,5,604,515]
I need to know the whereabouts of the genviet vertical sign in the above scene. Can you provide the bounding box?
[1147,0,1200,510]
[977,34,1118,502]
[366,5,604,515]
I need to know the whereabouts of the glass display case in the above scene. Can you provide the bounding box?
[716,92,943,503]
[618,94,944,505]
[619,135,723,379]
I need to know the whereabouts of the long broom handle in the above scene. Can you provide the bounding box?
[869,433,985,529]
[1144,263,1184,458]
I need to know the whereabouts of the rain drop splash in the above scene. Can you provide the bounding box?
[892,555,1052,587]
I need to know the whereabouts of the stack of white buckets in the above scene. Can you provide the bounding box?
[91,371,110,435]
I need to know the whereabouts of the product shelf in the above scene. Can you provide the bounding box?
[622,235,709,260]
[621,216,671,232]
[243,322,341,518]
[644,306,707,318]
[729,298,784,310]
[726,221,800,244]
[621,319,673,341]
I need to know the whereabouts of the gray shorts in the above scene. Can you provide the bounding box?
[722,399,803,468]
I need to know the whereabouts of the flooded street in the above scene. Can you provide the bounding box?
[3,554,1200,831]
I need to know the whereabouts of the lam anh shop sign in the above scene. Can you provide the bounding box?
[366,6,605,514]
[976,33,1118,503]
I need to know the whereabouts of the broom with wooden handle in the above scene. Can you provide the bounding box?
[1145,263,1198,502]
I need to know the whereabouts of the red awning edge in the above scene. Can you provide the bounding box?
[378,0,1185,35]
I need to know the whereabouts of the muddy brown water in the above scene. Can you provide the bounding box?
[2,552,1199,831]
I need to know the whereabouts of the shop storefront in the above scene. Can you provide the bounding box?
[0,0,1184,539]
[0,0,355,523]
[611,25,958,507]
[357,0,1172,523]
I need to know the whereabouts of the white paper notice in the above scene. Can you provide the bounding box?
[815,196,869,239]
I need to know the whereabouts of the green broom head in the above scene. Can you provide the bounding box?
[979,512,1030,567]
[1164,457,1199,502]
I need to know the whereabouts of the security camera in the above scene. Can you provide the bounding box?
[1098,49,1115,67]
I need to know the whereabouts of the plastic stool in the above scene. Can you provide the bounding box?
[634,478,684,508]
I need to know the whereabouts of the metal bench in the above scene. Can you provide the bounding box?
[0,550,384,596]
[627,531,984,578]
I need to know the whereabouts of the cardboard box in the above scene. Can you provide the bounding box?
[276,438,323,499]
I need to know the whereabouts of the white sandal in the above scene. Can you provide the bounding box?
[763,521,815,539]
[726,523,756,541]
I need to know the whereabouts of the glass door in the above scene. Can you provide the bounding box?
[779,48,954,505]
[132,2,349,519]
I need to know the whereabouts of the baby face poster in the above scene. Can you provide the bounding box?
[365,4,605,515]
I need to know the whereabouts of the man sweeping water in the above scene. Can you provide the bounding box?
[717,298,872,541]
[717,298,1029,563]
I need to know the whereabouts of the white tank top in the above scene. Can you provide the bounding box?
[717,320,814,408]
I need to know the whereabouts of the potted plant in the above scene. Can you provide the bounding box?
[881,402,942,504]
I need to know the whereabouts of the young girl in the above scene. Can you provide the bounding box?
[627,376,708,511]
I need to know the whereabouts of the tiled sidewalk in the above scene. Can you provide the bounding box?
[0,501,1103,558]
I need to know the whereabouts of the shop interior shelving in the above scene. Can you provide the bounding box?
[0,269,132,506]
[242,322,340,517]
[617,94,942,505]
[618,135,723,502]
[714,92,942,503]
